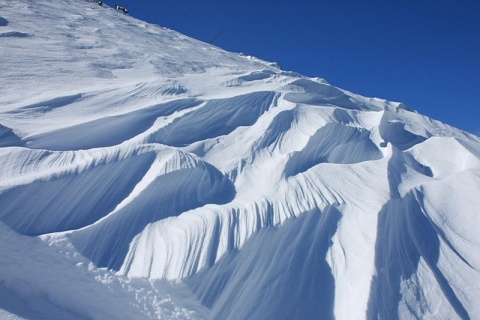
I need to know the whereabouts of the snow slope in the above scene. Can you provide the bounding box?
[1,0,480,319]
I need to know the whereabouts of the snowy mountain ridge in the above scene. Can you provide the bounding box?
[1,0,480,319]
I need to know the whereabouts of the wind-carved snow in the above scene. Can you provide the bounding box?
[1,0,480,319]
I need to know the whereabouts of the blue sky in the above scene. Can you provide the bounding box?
[113,0,479,135]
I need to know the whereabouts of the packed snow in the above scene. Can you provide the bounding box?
[1,0,480,319]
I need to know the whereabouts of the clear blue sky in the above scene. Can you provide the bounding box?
[112,0,479,135]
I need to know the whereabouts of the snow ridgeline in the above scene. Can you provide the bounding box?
[1,0,480,319]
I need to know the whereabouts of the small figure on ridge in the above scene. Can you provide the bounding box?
[115,5,129,15]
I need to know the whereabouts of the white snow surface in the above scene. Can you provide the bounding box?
[1,0,480,319]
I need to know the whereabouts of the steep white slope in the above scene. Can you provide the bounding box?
[1,0,480,319]
[0,222,209,319]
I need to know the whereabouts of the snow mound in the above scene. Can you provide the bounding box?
[1,0,480,319]
[0,124,22,148]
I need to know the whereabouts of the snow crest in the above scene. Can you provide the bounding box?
[1,0,480,319]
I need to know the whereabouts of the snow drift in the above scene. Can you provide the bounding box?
[1,0,480,319]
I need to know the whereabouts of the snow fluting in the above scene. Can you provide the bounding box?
[1,0,480,319]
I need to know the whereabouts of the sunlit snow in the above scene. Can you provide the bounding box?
[1,0,480,319]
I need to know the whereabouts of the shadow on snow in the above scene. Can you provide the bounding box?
[187,206,341,320]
